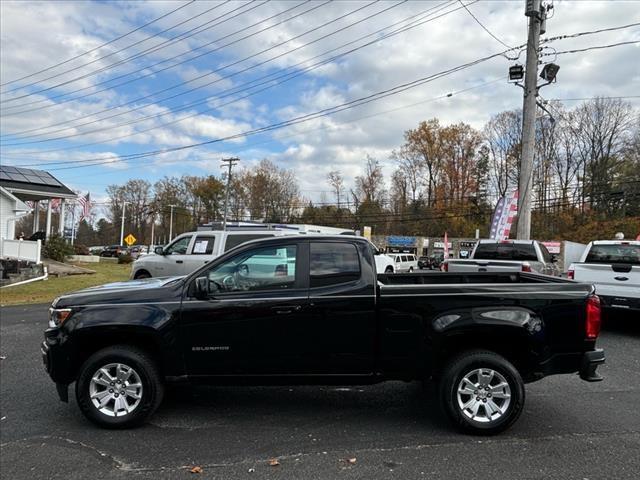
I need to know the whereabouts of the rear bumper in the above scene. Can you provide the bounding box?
[599,295,640,312]
[537,348,605,382]
[579,349,605,382]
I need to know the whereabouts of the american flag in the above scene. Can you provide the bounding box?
[78,193,91,219]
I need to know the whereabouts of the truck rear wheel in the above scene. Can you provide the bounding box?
[439,350,524,435]
[75,346,164,429]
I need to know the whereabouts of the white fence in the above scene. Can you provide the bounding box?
[0,239,42,263]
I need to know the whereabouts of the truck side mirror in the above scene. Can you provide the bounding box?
[551,254,558,263]
[154,246,165,255]
[194,276,211,299]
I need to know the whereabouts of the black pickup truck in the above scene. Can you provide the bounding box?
[42,236,604,434]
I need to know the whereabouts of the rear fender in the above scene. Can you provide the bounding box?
[430,306,545,378]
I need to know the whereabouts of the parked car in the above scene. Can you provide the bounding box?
[43,236,604,434]
[388,253,418,272]
[427,252,445,270]
[130,230,297,279]
[418,256,429,269]
[569,240,640,312]
[128,245,145,259]
[99,245,126,258]
[443,240,560,276]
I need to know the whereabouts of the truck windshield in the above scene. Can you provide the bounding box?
[585,244,640,265]
[474,243,537,261]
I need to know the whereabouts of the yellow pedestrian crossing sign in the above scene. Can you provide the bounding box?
[124,234,137,246]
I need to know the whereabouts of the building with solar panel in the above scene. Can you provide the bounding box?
[0,165,76,242]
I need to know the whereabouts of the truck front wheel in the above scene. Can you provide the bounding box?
[75,346,164,429]
[439,350,524,435]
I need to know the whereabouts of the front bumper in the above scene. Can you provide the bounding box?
[42,327,75,401]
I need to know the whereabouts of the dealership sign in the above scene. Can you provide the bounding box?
[387,236,416,247]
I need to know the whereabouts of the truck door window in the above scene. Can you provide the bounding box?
[509,244,537,261]
[310,243,360,287]
[539,243,552,263]
[165,236,192,255]
[191,236,215,255]
[224,234,275,252]
[206,245,297,293]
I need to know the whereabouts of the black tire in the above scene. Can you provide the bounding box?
[408,267,414,273]
[385,266,394,274]
[438,350,524,435]
[75,345,164,429]
[134,270,151,280]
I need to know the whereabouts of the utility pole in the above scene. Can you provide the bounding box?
[120,201,128,246]
[169,204,176,240]
[221,157,240,231]
[517,0,544,240]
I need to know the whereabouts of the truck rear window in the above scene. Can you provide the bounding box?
[585,244,640,265]
[310,243,360,287]
[474,243,537,261]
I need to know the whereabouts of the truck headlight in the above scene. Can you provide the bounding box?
[49,308,72,328]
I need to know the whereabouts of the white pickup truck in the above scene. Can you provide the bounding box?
[443,239,560,276]
[569,240,640,312]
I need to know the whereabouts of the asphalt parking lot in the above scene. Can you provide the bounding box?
[1,304,639,480]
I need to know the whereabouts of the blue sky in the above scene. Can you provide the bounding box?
[1,0,638,207]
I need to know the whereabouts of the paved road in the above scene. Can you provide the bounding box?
[1,304,639,479]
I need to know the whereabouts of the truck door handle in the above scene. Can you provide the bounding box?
[176,260,183,264]
[614,276,628,281]
[272,305,302,315]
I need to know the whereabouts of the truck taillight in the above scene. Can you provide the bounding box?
[567,269,574,280]
[586,295,601,339]
[522,264,532,272]
[441,262,448,272]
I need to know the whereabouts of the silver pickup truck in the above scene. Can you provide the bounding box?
[443,240,560,276]
[569,240,640,312]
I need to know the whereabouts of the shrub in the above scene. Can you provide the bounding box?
[73,244,90,255]
[118,254,134,264]
[43,235,74,262]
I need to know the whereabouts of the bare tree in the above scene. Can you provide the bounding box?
[327,170,344,208]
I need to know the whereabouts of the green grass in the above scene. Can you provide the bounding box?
[0,262,132,306]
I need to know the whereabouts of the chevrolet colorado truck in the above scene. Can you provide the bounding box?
[42,236,604,434]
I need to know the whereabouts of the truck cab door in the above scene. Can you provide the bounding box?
[305,241,377,374]
[156,235,193,276]
[179,241,310,376]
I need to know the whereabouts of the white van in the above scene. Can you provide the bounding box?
[131,230,292,279]
[388,253,418,273]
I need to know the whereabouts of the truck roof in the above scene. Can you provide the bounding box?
[589,240,640,246]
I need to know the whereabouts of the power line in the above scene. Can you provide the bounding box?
[458,0,513,49]
[539,40,640,56]
[0,0,456,142]
[0,0,196,88]
[1,0,461,147]
[0,0,309,113]
[0,0,375,116]
[49,78,505,183]
[548,95,640,101]
[0,0,239,100]
[10,43,529,168]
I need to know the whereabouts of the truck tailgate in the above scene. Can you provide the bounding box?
[446,259,525,273]
[573,263,640,301]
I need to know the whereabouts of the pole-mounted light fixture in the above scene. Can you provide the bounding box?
[509,64,525,81]
[540,63,560,82]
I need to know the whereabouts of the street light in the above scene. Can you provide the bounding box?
[169,204,176,241]
[119,201,129,247]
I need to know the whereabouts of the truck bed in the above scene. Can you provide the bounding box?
[378,271,573,286]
